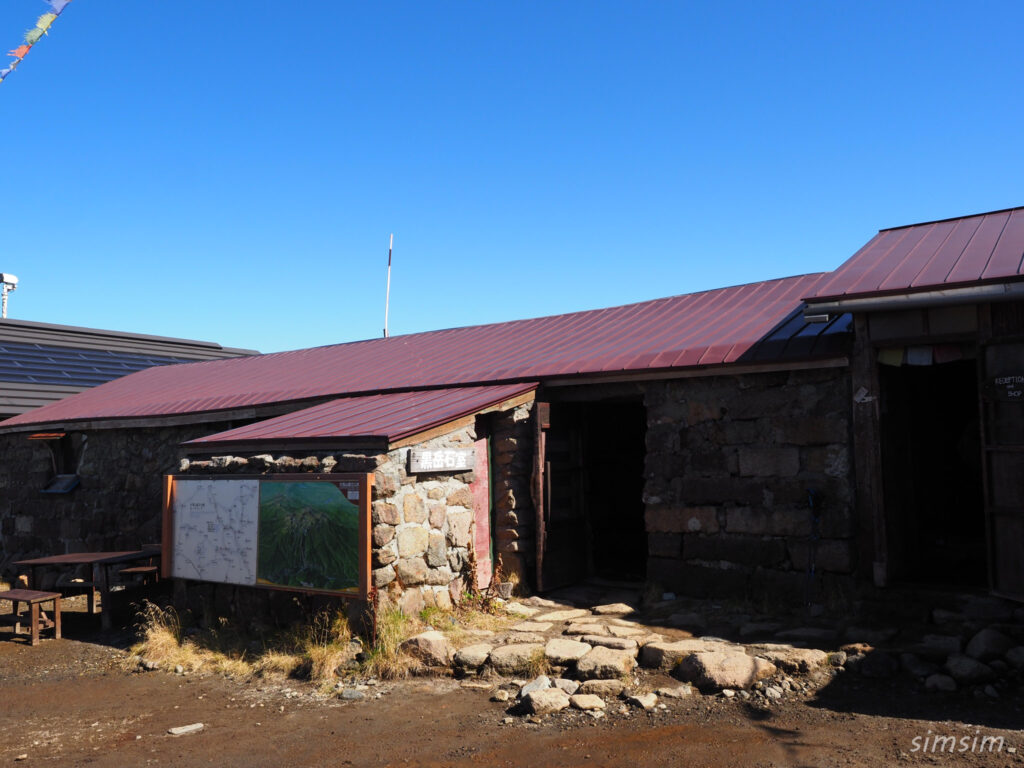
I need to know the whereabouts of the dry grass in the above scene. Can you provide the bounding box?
[128,601,354,684]
[361,606,415,680]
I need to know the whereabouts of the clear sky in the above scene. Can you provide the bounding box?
[0,1,1021,353]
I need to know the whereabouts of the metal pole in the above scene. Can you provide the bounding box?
[383,233,393,338]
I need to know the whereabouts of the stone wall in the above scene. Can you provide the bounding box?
[0,423,235,578]
[641,367,855,604]
[181,423,483,617]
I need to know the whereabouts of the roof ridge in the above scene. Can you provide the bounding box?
[879,205,1024,233]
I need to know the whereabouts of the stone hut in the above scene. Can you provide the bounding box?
[1,205,1022,615]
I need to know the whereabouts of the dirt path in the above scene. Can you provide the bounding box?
[0,636,1021,767]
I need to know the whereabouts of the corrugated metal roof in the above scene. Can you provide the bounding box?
[0,318,257,417]
[809,206,1024,302]
[185,383,538,448]
[1,272,846,429]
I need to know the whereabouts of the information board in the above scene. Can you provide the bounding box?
[163,473,371,598]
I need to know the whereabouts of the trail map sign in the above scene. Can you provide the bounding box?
[163,474,371,598]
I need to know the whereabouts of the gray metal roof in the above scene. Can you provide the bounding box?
[0,318,256,417]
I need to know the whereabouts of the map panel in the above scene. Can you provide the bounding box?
[171,479,260,586]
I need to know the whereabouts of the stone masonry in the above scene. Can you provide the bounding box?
[640,367,855,603]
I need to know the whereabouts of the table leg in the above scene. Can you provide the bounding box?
[100,564,111,630]
[13,600,22,635]
[88,564,98,615]
[30,602,40,646]
[53,597,61,640]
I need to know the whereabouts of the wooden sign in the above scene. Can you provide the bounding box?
[992,374,1024,402]
[409,447,475,474]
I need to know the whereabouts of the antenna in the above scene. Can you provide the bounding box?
[383,234,393,338]
[0,273,18,319]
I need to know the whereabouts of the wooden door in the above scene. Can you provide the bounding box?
[533,403,588,592]
[980,340,1024,600]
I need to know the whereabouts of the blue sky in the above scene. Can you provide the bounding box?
[0,1,1021,353]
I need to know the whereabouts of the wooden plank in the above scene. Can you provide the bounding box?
[532,403,550,592]
[161,475,174,580]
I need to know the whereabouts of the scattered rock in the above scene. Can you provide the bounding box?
[401,631,453,666]
[965,628,1015,662]
[576,647,638,680]
[827,651,847,667]
[924,673,957,692]
[454,644,493,669]
[839,642,873,656]
[142,660,159,671]
[338,689,365,701]
[563,624,609,637]
[522,688,570,715]
[722,689,736,698]
[168,723,204,736]
[639,639,734,670]
[945,654,995,685]
[627,692,658,710]
[533,609,590,622]
[607,625,646,638]
[581,635,638,652]
[553,678,580,695]
[579,679,626,697]
[674,652,776,691]
[512,621,553,633]
[592,603,636,615]
[544,638,592,665]
[763,685,782,700]
[492,690,510,702]
[488,644,545,675]
[748,644,828,674]
[505,603,540,618]
[570,694,606,711]
[519,675,552,698]
[984,684,1000,699]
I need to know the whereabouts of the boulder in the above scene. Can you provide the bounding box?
[518,675,551,698]
[639,639,734,670]
[488,644,545,675]
[965,628,1015,662]
[945,654,995,685]
[747,644,828,674]
[544,638,592,665]
[627,692,658,710]
[1006,646,1024,669]
[453,643,493,669]
[592,603,636,615]
[859,651,899,679]
[570,694,606,710]
[579,679,625,697]
[553,678,579,695]
[401,631,453,666]
[575,647,637,680]
[899,653,937,679]
[522,688,570,715]
[580,635,638,653]
[915,634,962,661]
[674,652,776,691]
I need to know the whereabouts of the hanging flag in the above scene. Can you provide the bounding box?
[0,0,73,85]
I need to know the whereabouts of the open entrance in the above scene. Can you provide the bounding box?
[535,399,647,591]
[879,360,987,587]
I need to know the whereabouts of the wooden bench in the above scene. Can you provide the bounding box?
[118,565,159,586]
[1,589,61,646]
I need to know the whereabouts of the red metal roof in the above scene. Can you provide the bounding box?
[185,383,537,448]
[809,206,1024,302]
[1,272,838,429]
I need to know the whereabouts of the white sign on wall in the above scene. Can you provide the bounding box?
[409,448,475,474]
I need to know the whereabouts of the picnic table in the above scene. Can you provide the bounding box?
[13,547,161,630]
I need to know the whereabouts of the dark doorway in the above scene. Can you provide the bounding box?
[538,399,648,590]
[879,360,986,587]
